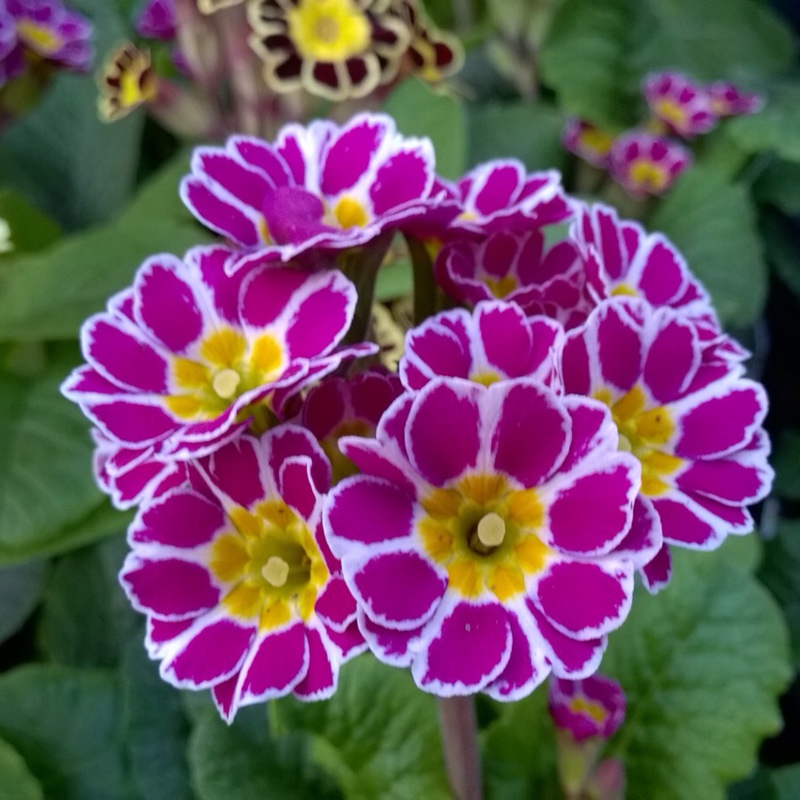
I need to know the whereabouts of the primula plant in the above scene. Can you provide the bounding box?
[1,2,800,800]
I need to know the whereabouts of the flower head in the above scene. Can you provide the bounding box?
[393,0,462,83]
[643,71,716,138]
[6,0,92,72]
[549,674,625,742]
[181,113,451,270]
[708,81,763,117]
[434,229,584,324]
[562,119,615,169]
[443,159,573,236]
[561,299,772,590]
[399,301,563,392]
[608,131,690,197]
[247,0,410,100]
[97,42,159,122]
[324,378,659,698]
[62,245,371,460]
[134,0,175,41]
[120,426,364,720]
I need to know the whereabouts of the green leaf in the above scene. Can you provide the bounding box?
[772,764,800,800]
[122,638,194,800]
[189,705,335,800]
[0,362,116,563]
[375,259,412,302]
[38,536,139,668]
[729,85,800,164]
[0,559,47,644]
[482,686,560,800]
[0,1,144,230]
[540,0,792,128]
[650,166,767,326]
[754,160,800,215]
[274,655,450,800]
[771,429,800,500]
[758,519,800,670]
[0,738,44,800]
[760,212,800,300]
[0,665,134,800]
[600,541,790,800]
[467,101,568,172]
[0,190,61,255]
[383,78,467,181]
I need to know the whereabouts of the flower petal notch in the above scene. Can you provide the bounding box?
[121,427,363,721]
[62,245,368,460]
[325,378,654,697]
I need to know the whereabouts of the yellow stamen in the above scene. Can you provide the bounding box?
[477,512,506,548]
[212,368,241,399]
[262,556,290,588]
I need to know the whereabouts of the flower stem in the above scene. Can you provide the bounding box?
[438,696,483,800]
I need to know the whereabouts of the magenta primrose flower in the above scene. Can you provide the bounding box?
[549,674,626,742]
[134,0,175,41]
[181,113,453,271]
[120,427,364,720]
[324,378,661,698]
[4,0,92,72]
[434,229,584,324]
[562,119,616,169]
[708,81,764,117]
[62,245,370,460]
[608,132,691,197]
[643,71,717,138]
[561,299,772,590]
[441,158,573,237]
[400,301,563,393]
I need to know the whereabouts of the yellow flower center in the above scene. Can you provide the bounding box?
[209,501,329,631]
[16,20,62,55]
[485,274,517,299]
[627,159,670,193]
[333,195,369,228]
[570,696,608,724]
[419,473,551,602]
[654,99,688,129]
[595,384,683,496]
[119,64,158,109]
[167,327,286,423]
[286,0,371,61]
[579,127,614,156]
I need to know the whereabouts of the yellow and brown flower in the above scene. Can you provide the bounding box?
[97,42,158,122]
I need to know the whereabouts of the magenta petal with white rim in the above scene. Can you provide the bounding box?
[324,377,652,698]
[120,426,362,721]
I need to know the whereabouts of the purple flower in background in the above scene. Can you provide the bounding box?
[549,674,626,742]
[62,245,370,460]
[562,119,616,168]
[708,81,764,117]
[608,131,691,197]
[120,427,364,721]
[561,299,773,591]
[181,112,453,271]
[324,378,660,698]
[643,71,716,138]
[134,0,175,41]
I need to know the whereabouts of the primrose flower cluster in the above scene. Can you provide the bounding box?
[63,111,772,720]
[564,70,763,197]
[0,0,91,88]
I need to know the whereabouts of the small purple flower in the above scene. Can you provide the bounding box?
[572,201,711,317]
[120,427,365,721]
[643,71,716,138]
[181,113,454,271]
[134,0,175,41]
[324,378,660,698]
[441,159,574,237]
[62,245,371,460]
[608,131,691,197]
[562,119,615,168]
[299,369,403,484]
[708,81,764,117]
[6,0,92,72]
[561,299,773,591]
[434,229,584,324]
[399,301,563,392]
[549,674,625,741]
